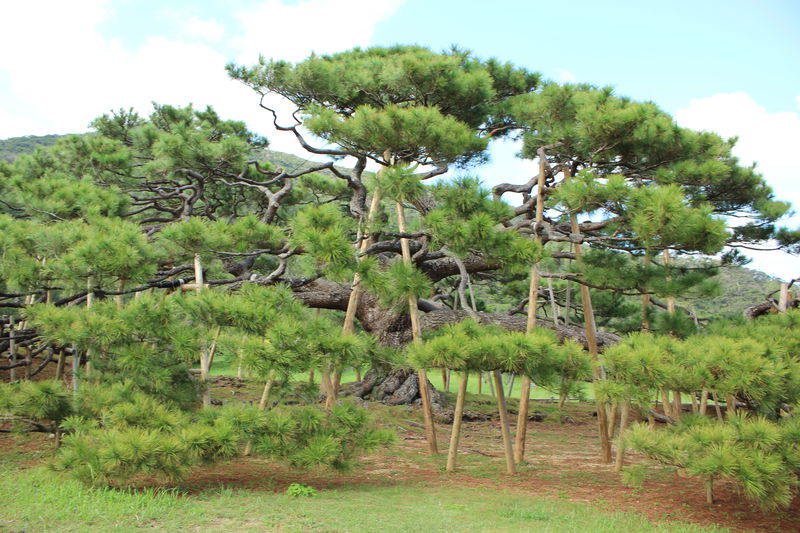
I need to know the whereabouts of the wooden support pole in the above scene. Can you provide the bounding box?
[446,370,469,472]
[614,400,630,472]
[9,316,17,382]
[778,283,789,312]
[494,369,516,475]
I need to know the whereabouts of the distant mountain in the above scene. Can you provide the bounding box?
[0,134,357,180]
[677,262,784,319]
[0,134,65,162]
[256,149,361,180]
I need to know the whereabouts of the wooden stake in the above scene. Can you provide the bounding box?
[55,349,65,381]
[493,369,516,474]
[705,476,715,505]
[115,278,126,309]
[446,370,469,472]
[660,388,672,418]
[778,283,789,312]
[663,249,675,314]
[9,316,16,382]
[711,391,723,420]
[642,252,652,331]
[727,394,737,418]
[607,402,618,439]
[342,190,383,334]
[614,400,630,472]
[322,365,334,411]
[193,254,204,293]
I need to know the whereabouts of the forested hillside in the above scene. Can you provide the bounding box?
[0,134,63,161]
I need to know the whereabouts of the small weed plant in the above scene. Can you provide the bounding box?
[286,483,317,497]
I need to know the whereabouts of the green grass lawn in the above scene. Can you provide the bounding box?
[0,465,730,533]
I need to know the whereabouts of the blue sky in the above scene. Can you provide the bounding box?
[1,0,797,279]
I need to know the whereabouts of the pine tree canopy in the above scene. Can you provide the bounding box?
[1,45,798,496]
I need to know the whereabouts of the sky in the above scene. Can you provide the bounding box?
[1,0,798,280]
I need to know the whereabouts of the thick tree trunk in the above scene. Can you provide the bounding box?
[291,281,620,350]
[699,390,709,416]
[672,390,682,420]
[349,367,446,409]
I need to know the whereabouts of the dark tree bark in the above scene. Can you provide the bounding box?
[290,279,620,349]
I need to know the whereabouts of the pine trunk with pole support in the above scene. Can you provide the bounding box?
[194,254,214,408]
[514,151,547,464]
[397,199,438,455]
[567,166,612,464]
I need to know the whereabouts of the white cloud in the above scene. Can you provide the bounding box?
[0,0,405,145]
[675,92,800,280]
[232,0,404,64]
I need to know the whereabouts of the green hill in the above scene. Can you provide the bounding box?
[676,262,784,319]
[0,134,64,162]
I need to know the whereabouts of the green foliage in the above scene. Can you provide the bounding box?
[0,380,73,429]
[362,259,433,309]
[408,319,589,391]
[286,483,317,497]
[290,203,355,279]
[305,103,488,165]
[626,415,800,508]
[605,311,800,417]
[228,45,540,167]
[3,378,393,487]
[425,176,544,271]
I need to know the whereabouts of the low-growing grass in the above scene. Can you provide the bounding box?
[0,465,730,533]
